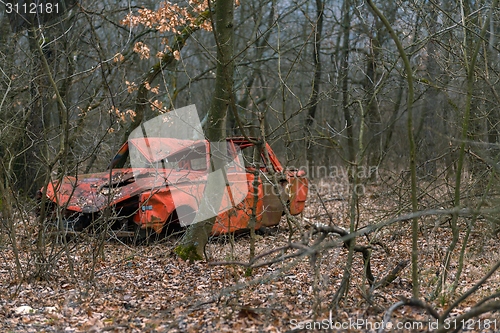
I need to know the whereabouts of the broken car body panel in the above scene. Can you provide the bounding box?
[42,137,308,235]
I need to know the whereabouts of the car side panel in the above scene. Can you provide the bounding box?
[135,183,203,233]
[211,173,264,234]
[135,189,175,233]
[288,176,308,215]
[260,177,287,227]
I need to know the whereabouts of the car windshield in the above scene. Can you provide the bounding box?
[129,138,207,171]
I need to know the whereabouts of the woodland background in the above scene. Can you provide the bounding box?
[2,0,500,332]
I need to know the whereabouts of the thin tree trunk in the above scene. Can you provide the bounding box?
[305,0,324,165]
[367,0,419,299]
[340,0,355,165]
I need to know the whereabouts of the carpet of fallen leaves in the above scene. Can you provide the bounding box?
[1,178,500,332]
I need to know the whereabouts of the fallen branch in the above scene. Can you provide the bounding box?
[374,260,409,289]
[313,223,375,285]
[209,238,339,269]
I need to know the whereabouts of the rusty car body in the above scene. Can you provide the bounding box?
[39,137,308,237]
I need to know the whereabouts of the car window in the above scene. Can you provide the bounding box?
[160,143,207,171]
[190,157,207,171]
[162,159,179,169]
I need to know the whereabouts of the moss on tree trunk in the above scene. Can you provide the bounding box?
[174,244,204,261]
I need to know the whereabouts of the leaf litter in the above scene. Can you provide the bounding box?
[1,180,500,332]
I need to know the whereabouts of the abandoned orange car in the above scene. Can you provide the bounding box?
[38,137,308,238]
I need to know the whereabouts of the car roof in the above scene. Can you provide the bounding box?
[129,137,203,163]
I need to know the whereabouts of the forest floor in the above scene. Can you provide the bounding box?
[1,178,500,332]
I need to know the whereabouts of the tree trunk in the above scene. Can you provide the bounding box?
[417,3,439,179]
[175,0,234,261]
[305,0,324,166]
[340,0,355,165]
[365,29,382,173]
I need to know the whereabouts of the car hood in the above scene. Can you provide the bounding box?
[45,168,202,213]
